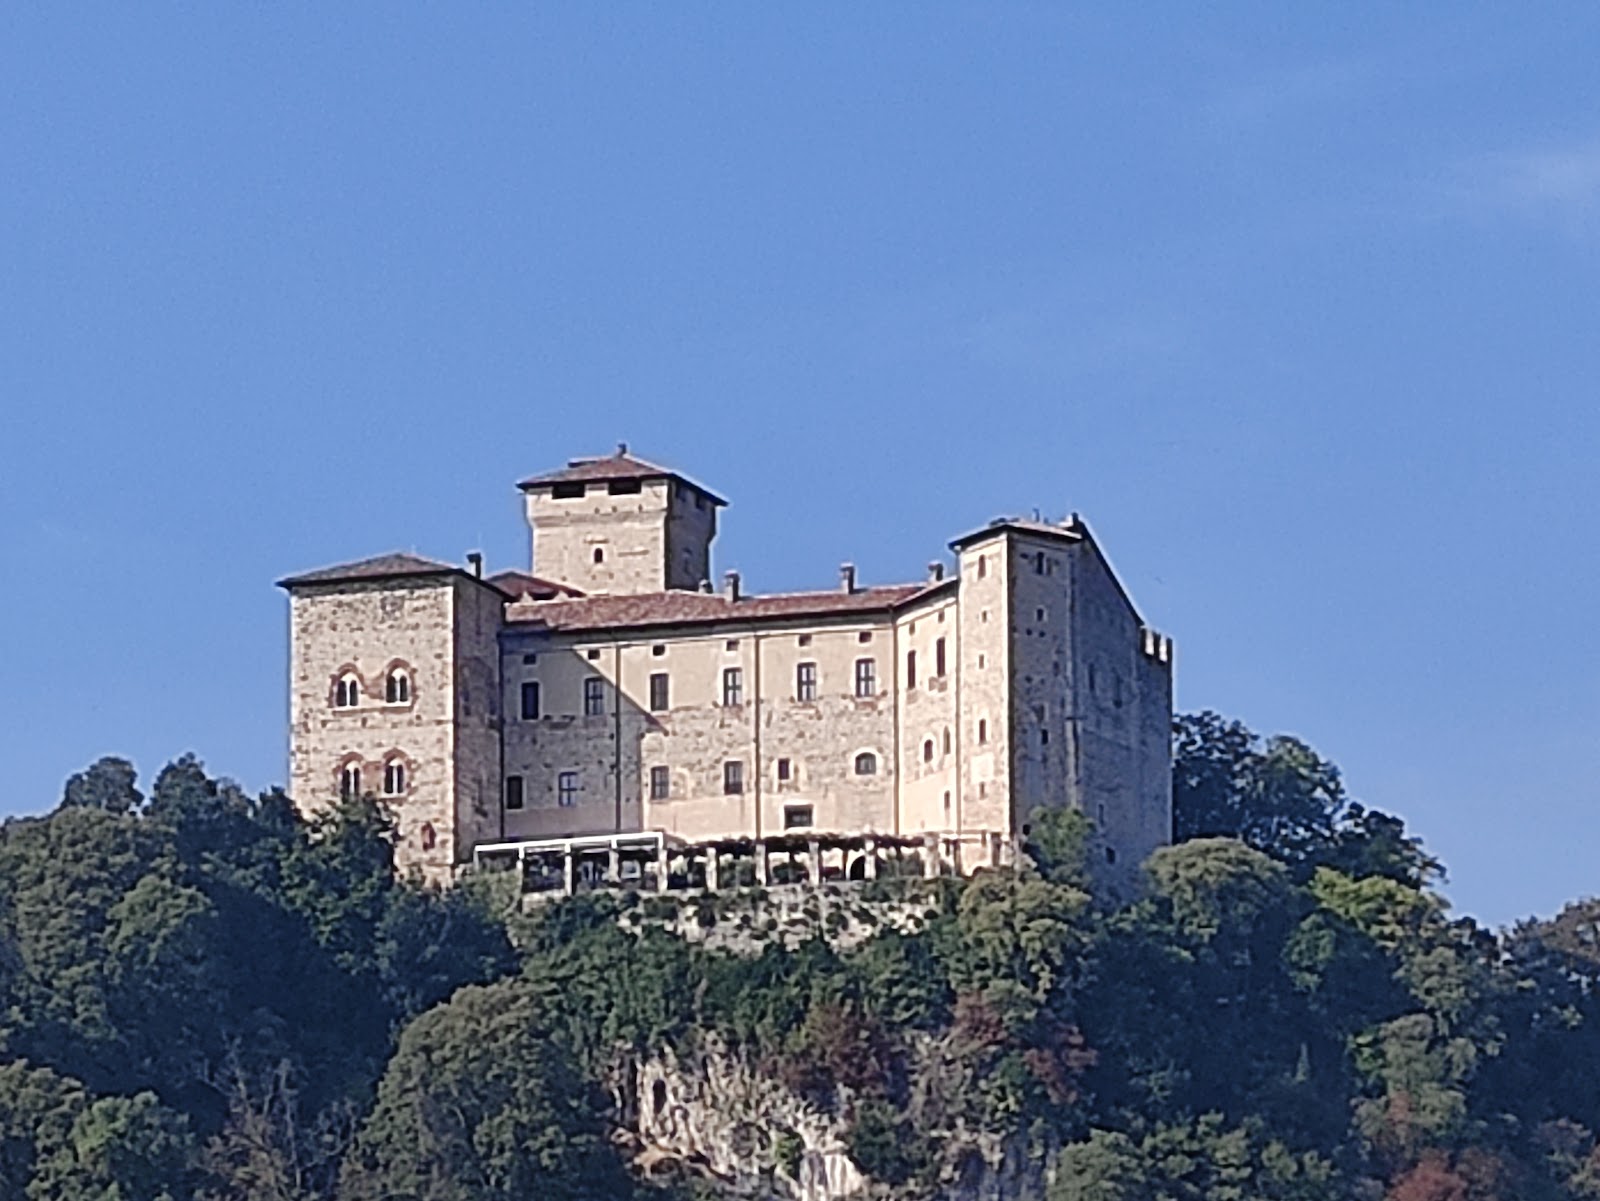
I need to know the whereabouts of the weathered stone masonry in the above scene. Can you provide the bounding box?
[280,447,1174,894]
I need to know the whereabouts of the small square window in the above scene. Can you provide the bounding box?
[586,648,601,661]
[798,633,812,647]
[725,639,739,651]
[858,630,872,643]
[652,644,667,657]
[522,652,538,665]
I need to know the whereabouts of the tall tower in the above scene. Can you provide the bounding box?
[517,445,725,595]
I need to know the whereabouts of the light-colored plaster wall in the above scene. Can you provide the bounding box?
[450,577,506,865]
[526,478,717,595]
[955,536,1013,844]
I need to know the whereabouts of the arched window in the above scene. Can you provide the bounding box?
[339,763,361,800]
[385,668,410,704]
[335,674,360,708]
[593,546,605,564]
[383,758,406,795]
[922,738,934,763]
[420,822,437,851]
[854,752,877,776]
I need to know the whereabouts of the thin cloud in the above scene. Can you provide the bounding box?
[1449,138,1600,236]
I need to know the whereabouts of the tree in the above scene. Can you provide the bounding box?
[338,979,632,1201]
[60,757,142,815]
[1173,712,1345,866]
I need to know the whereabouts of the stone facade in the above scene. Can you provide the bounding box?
[280,448,1174,891]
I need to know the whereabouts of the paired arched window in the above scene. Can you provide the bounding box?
[854,752,877,776]
[382,758,407,796]
[385,667,411,704]
[339,763,362,800]
[334,674,360,708]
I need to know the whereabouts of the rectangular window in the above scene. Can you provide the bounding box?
[505,775,524,811]
[583,677,605,716]
[551,481,586,499]
[649,672,670,712]
[978,718,988,744]
[935,637,947,677]
[906,650,917,690]
[723,761,744,795]
[783,804,814,830]
[520,681,541,720]
[558,772,578,807]
[722,666,743,707]
[649,766,670,801]
[776,757,792,783]
[607,479,643,495]
[854,658,876,698]
[796,661,817,702]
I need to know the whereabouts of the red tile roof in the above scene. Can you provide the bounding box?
[507,581,949,633]
[516,446,727,504]
[486,570,584,601]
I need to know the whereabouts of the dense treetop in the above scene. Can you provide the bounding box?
[1,717,1597,1199]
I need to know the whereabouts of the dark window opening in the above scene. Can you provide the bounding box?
[652,644,666,656]
[335,676,359,708]
[339,765,361,800]
[854,658,876,698]
[651,1080,668,1117]
[784,804,814,830]
[923,739,934,763]
[943,728,951,755]
[649,672,670,712]
[520,681,541,720]
[978,719,988,744]
[608,479,643,495]
[649,766,670,801]
[551,482,586,499]
[935,637,947,677]
[906,650,917,690]
[854,752,876,776]
[858,630,872,643]
[777,757,792,783]
[723,761,744,795]
[385,670,410,704]
[593,546,605,564]
[505,775,524,811]
[522,652,538,665]
[798,633,812,647]
[383,761,405,795]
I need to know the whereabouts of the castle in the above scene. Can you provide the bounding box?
[279,447,1173,895]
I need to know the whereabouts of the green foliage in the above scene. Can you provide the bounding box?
[338,980,632,1201]
[7,722,1600,1199]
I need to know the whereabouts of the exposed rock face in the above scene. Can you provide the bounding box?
[618,1037,1049,1201]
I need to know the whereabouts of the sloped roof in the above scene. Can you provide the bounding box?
[507,581,949,634]
[485,570,585,601]
[278,551,505,593]
[948,517,1084,552]
[516,446,727,505]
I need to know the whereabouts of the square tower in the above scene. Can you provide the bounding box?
[517,445,725,595]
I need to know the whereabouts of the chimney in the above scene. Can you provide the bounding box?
[617,441,629,456]
[466,551,483,579]
[723,570,741,602]
[839,563,857,594]
[699,578,713,594]
[927,561,945,583]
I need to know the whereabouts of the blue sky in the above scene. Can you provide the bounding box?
[2,7,1595,928]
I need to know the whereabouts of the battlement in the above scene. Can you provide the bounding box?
[1140,626,1174,666]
